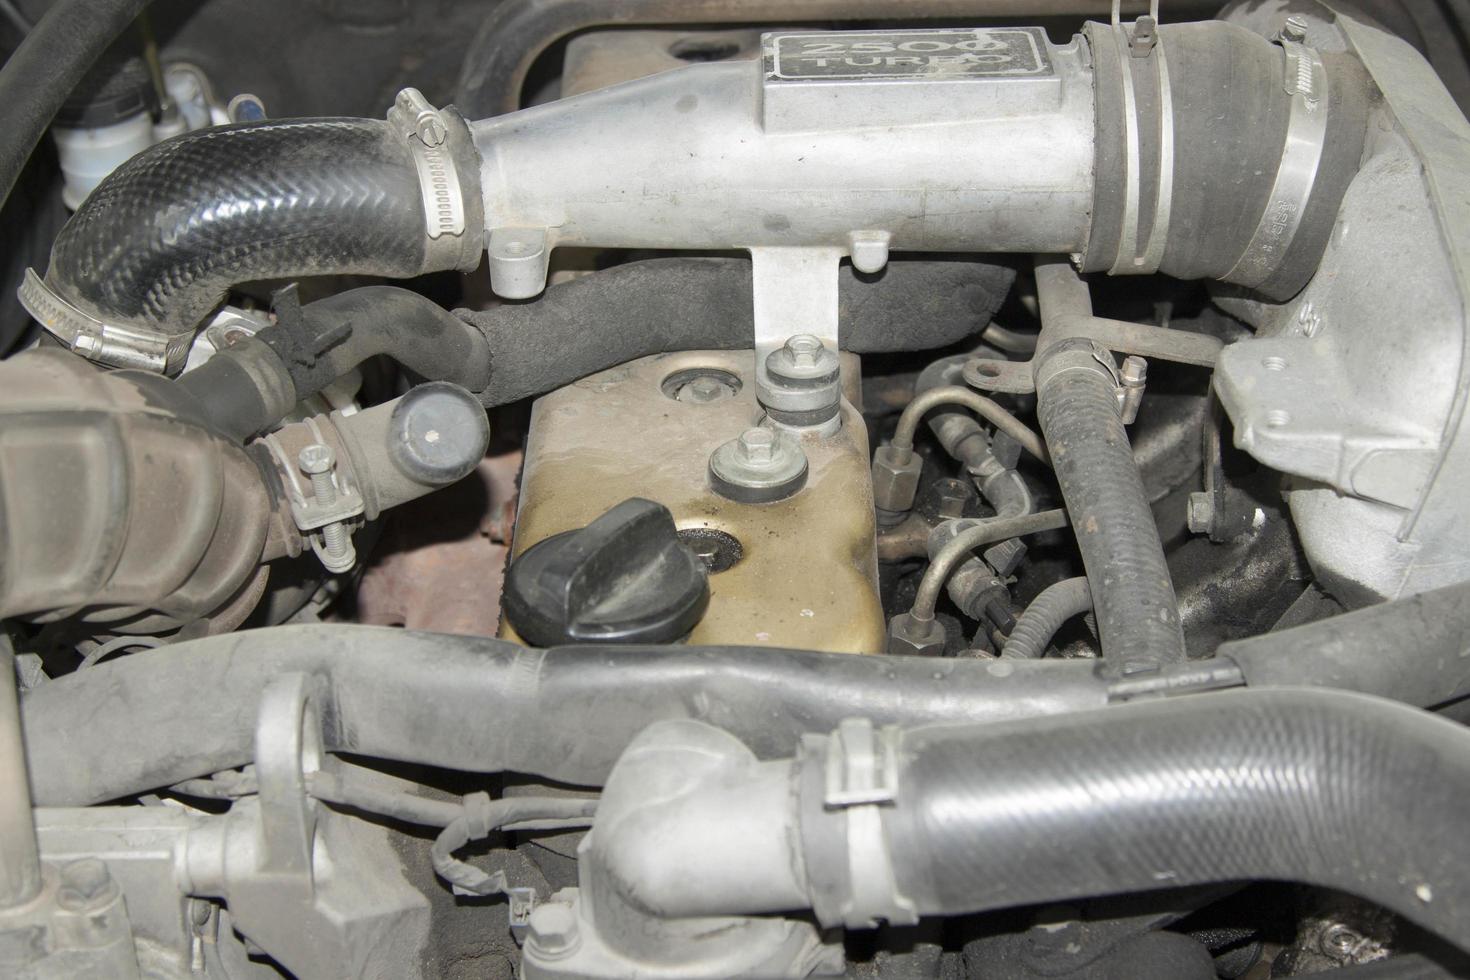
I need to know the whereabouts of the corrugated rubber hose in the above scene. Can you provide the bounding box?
[1003,576,1092,659]
[1035,343,1186,667]
[881,688,1470,952]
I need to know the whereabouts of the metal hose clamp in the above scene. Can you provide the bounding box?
[1225,39,1329,288]
[18,269,194,373]
[1107,0,1174,276]
[387,87,469,267]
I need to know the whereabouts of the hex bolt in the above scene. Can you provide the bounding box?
[57,858,112,911]
[784,334,823,369]
[527,903,581,958]
[737,428,776,466]
[298,444,353,568]
[1186,491,1216,535]
[1282,14,1309,44]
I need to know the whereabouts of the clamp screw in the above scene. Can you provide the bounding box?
[299,444,353,569]
[1281,15,1309,44]
[394,87,447,146]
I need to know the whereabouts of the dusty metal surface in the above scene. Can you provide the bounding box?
[507,351,884,653]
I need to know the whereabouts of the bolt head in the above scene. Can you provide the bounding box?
[1120,355,1148,386]
[679,375,733,404]
[1186,492,1215,534]
[528,902,581,957]
[1282,15,1309,43]
[736,427,776,465]
[298,444,335,475]
[765,334,839,387]
[58,858,113,910]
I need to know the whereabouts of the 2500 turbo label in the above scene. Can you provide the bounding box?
[768,28,1052,81]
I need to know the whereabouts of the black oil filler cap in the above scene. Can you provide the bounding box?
[503,498,710,646]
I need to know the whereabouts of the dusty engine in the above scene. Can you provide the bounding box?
[2,0,1470,978]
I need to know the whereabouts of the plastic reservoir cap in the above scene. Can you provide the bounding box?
[388,381,491,485]
[502,498,711,647]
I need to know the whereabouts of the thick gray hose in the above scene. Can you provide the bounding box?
[1035,345,1185,666]
[1003,577,1092,659]
[882,689,1470,951]
[21,581,1470,807]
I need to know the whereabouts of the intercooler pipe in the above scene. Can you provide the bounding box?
[1033,257,1186,667]
[582,689,1470,952]
[20,577,1470,806]
[21,111,483,373]
[21,14,1370,372]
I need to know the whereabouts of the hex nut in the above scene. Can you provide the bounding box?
[872,444,923,513]
[886,612,947,657]
[527,902,581,959]
[1186,491,1216,535]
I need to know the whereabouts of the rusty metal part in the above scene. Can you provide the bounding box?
[456,0,1218,116]
[877,513,936,563]
[354,453,520,636]
[505,351,884,653]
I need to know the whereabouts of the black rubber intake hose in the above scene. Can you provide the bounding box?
[881,688,1470,951]
[40,115,482,352]
[175,286,493,442]
[20,581,1470,807]
[459,256,1015,406]
[0,0,154,209]
[1082,21,1371,300]
[1036,344,1186,667]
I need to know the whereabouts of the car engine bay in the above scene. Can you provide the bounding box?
[3,0,1470,977]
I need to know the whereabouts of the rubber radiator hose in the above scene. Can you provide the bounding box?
[881,688,1470,951]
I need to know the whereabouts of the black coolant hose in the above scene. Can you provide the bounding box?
[175,285,493,442]
[1003,576,1092,659]
[0,0,153,209]
[20,581,1470,807]
[1035,346,1186,667]
[880,689,1470,951]
[460,256,1015,406]
[31,114,482,369]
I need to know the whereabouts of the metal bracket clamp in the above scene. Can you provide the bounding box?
[1107,0,1174,276]
[1225,40,1328,288]
[18,269,193,374]
[387,87,468,265]
[821,718,917,930]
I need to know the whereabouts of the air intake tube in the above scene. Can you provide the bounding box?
[21,97,482,373]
